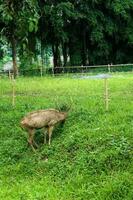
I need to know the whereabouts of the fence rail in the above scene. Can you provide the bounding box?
[54,63,133,69]
[0,63,133,77]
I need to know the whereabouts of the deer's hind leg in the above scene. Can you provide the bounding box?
[43,128,47,144]
[28,128,36,152]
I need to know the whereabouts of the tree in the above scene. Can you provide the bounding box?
[41,1,76,71]
[1,0,133,74]
[0,0,39,77]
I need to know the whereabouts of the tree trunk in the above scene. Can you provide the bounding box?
[0,44,3,59]
[81,29,87,66]
[28,33,36,64]
[68,39,74,66]
[52,43,61,73]
[41,39,44,67]
[62,43,67,67]
[11,36,18,78]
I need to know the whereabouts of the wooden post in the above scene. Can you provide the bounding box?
[81,65,83,74]
[52,67,54,77]
[104,78,109,111]
[40,66,43,77]
[108,64,111,73]
[11,75,16,107]
[8,70,11,80]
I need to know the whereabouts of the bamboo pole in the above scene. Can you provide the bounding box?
[40,66,43,77]
[108,64,111,73]
[104,78,109,111]
[52,67,54,77]
[11,75,16,107]
[8,70,11,80]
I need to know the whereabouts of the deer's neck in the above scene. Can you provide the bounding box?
[59,112,67,121]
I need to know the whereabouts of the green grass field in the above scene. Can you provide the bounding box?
[0,73,133,200]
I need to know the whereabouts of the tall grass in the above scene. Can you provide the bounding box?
[0,73,133,200]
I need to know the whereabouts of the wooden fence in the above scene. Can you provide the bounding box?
[0,63,133,77]
[2,76,110,111]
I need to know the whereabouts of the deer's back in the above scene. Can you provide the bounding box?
[21,109,62,128]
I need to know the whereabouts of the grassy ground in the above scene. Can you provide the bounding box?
[0,73,133,200]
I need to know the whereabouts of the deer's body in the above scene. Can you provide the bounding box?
[21,109,67,151]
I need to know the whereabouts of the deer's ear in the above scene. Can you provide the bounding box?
[66,105,71,112]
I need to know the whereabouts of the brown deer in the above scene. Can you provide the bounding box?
[20,109,68,151]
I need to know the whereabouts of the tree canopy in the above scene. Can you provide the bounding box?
[0,0,133,75]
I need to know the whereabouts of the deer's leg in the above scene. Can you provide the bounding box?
[43,128,47,144]
[28,128,36,152]
[47,126,54,145]
[33,140,39,148]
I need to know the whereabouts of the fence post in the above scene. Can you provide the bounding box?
[108,64,111,73]
[40,66,43,77]
[8,70,11,80]
[104,78,109,111]
[52,67,54,77]
[11,75,16,107]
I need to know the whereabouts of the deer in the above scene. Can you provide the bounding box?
[20,109,68,151]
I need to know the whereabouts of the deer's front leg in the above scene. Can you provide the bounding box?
[43,128,47,144]
[47,126,54,145]
[33,140,39,148]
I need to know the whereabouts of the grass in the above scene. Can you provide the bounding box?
[0,73,133,200]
